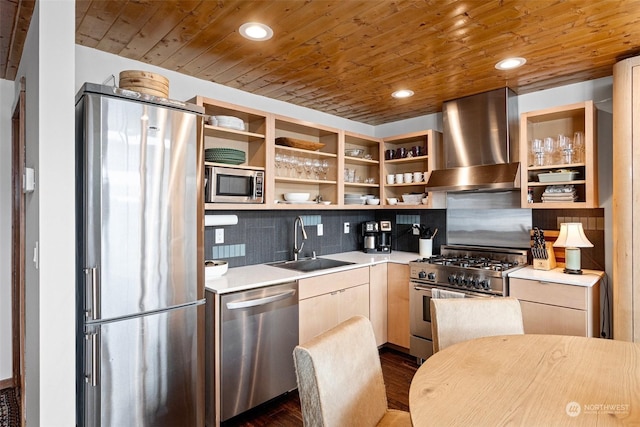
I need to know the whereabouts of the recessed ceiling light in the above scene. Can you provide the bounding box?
[495,57,527,70]
[239,22,273,41]
[392,89,414,99]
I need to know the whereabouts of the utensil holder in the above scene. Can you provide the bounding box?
[532,242,556,270]
[419,238,433,258]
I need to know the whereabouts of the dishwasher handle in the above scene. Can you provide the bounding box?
[226,289,297,310]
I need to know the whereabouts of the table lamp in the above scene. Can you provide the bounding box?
[553,223,593,274]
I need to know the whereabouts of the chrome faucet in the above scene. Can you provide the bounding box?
[293,216,308,260]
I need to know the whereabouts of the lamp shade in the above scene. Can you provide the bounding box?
[553,223,593,248]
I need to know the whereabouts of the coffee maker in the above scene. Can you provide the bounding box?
[362,220,392,253]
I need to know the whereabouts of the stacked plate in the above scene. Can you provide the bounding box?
[205,148,246,165]
[344,193,366,205]
[208,115,245,131]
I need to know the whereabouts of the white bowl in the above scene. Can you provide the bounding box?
[284,192,310,202]
[205,260,228,279]
[366,198,380,205]
[387,198,398,205]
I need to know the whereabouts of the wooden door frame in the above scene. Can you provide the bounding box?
[10,76,26,426]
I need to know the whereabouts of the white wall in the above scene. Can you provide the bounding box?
[75,45,376,137]
[13,1,76,425]
[0,78,14,381]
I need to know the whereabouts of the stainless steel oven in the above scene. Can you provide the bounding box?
[204,164,264,203]
[409,245,528,361]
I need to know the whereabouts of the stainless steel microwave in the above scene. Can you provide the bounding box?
[205,165,264,203]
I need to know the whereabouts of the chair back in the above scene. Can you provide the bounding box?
[430,297,524,353]
[293,315,388,427]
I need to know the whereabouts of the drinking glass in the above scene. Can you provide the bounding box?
[274,152,283,176]
[543,137,555,165]
[321,160,329,180]
[573,131,584,162]
[295,156,305,178]
[304,158,313,179]
[312,159,321,179]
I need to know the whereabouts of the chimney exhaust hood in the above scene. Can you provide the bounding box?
[426,88,520,192]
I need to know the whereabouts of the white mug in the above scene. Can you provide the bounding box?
[413,172,423,182]
[386,174,395,184]
[395,173,404,184]
[404,172,413,183]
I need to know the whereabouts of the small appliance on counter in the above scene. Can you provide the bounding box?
[362,220,392,253]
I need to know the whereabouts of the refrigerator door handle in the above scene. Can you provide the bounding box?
[225,289,296,310]
[84,267,100,320]
[85,330,100,387]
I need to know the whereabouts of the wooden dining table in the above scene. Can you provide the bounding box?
[409,334,640,426]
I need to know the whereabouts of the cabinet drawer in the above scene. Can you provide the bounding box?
[519,301,588,336]
[510,278,587,310]
[299,267,369,300]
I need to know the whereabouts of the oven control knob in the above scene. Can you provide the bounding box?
[418,270,427,279]
[469,277,478,288]
[461,276,469,286]
[427,272,436,281]
[454,275,462,285]
[448,274,456,284]
[480,279,490,290]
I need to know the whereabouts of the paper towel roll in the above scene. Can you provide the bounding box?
[204,215,238,227]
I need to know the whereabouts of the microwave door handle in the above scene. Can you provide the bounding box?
[250,176,256,200]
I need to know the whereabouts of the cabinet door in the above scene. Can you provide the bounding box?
[519,301,588,336]
[387,263,410,348]
[369,264,388,346]
[299,293,339,344]
[339,284,370,324]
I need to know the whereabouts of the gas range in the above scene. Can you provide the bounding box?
[409,245,528,296]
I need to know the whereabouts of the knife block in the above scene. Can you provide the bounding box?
[533,242,556,270]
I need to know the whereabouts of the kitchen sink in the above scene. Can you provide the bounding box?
[269,257,355,272]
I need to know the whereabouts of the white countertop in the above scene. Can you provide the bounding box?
[508,266,604,287]
[205,251,419,294]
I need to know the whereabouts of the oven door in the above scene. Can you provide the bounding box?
[409,283,434,360]
[409,282,492,360]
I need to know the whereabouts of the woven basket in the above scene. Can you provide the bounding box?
[119,70,169,98]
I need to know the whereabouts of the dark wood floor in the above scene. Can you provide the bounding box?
[221,347,419,426]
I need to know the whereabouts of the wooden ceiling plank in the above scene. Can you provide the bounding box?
[167,0,292,74]
[93,1,160,55]
[119,1,202,61]
[3,0,35,81]
[75,0,128,47]
[189,0,372,83]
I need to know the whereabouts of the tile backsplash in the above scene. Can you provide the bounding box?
[204,207,604,270]
[204,209,447,267]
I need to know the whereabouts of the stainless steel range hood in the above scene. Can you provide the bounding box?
[426,88,520,192]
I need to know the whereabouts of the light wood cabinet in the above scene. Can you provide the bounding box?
[369,263,388,346]
[343,131,383,208]
[509,268,601,337]
[387,263,410,349]
[272,115,340,207]
[381,130,444,209]
[191,95,445,210]
[613,55,640,342]
[519,101,598,208]
[298,267,370,344]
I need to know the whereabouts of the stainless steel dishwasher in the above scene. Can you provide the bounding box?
[220,281,299,422]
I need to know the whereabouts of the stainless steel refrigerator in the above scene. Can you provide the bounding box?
[75,83,205,427]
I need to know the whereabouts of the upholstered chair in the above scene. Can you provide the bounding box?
[293,315,412,427]
[430,297,524,353]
